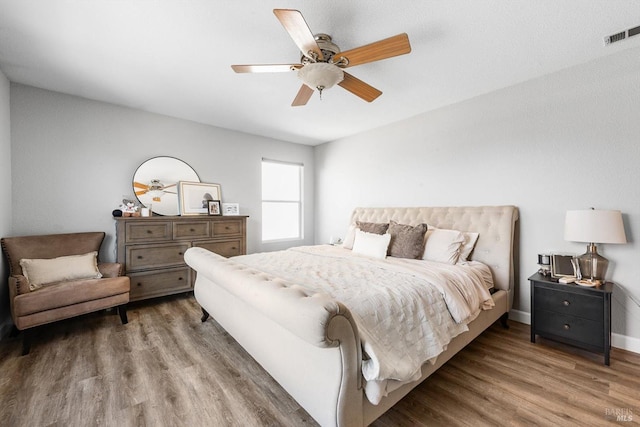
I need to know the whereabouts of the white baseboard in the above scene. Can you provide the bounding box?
[612,333,640,355]
[508,309,639,355]
[509,309,530,325]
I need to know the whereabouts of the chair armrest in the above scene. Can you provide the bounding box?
[9,275,31,296]
[98,262,124,278]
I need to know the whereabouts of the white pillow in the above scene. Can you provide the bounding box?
[342,225,357,249]
[20,251,102,290]
[459,232,480,261]
[422,229,465,264]
[352,229,391,259]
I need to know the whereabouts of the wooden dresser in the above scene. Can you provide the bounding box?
[115,215,248,301]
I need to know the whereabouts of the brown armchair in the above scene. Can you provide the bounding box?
[1,232,130,355]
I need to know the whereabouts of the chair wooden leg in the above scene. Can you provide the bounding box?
[201,308,210,322]
[500,312,509,329]
[21,329,32,356]
[118,304,128,324]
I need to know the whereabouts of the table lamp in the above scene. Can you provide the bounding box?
[564,209,627,286]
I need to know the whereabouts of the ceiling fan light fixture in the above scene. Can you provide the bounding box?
[297,62,344,93]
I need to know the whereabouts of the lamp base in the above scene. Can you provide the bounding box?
[576,243,608,284]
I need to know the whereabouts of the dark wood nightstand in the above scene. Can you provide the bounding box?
[529,273,613,365]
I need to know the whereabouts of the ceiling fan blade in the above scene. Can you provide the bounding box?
[133,181,149,189]
[135,189,148,196]
[161,183,177,189]
[292,84,314,107]
[273,9,323,61]
[231,64,302,73]
[333,33,411,68]
[338,72,382,102]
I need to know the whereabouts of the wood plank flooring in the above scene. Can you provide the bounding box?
[0,294,638,427]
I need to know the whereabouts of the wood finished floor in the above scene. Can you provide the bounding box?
[0,294,638,427]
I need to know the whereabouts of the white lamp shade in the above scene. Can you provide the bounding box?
[297,63,344,90]
[564,209,627,244]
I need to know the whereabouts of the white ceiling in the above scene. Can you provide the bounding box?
[1,1,639,146]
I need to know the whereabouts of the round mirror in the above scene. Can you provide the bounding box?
[133,156,200,216]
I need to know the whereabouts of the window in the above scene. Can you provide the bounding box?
[261,159,303,241]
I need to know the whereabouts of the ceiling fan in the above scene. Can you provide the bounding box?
[231,9,411,106]
[134,179,176,202]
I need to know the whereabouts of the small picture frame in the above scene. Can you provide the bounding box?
[208,200,222,216]
[551,254,576,278]
[222,203,240,216]
[178,181,222,215]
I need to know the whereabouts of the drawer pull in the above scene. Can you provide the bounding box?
[225,226,230,230]
[563,324,570,330]
[137,283,142,287]
[562,300,570,306]
[178,252,183,256]
[232,246,237,250]
[147,230,153,234]
[190,228,195,232]
[137,255,143,259]
[178,277,183,281]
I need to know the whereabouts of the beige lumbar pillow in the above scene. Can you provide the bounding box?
[20,251,102,290]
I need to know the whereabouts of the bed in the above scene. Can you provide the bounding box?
[184,205,519,426]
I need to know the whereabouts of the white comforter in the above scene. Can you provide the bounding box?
[233,245,494,404]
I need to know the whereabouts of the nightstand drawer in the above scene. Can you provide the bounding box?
[534,287,603,322]
[534,309,604,348]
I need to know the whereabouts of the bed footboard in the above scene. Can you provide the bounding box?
[185,247,364,427]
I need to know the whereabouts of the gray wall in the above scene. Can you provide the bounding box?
[0,70,11,335]
[315,46,640,351]
[9,84,315,262]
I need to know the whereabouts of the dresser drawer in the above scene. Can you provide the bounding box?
[534,309,604,348]
[173,221,210,240]
[194,239,243,257]
[213,219,243,236]
[534,287,603,322]
[126,242,190,271]
[125,221,172,243]
[128,268,191,301]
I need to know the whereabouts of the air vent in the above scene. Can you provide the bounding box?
[604,31,626,45]
[604,24,640,46]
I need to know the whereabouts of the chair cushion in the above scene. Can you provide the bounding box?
[20,251,102,290]
[13,276,130,317]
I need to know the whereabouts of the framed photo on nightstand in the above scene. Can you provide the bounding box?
[550,254,575,278]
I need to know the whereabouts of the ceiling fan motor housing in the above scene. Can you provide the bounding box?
[301,33,342,64]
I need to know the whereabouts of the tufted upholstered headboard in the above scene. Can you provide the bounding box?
[349,206,519,296]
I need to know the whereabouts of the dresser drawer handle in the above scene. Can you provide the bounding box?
[147,230,153,234]
[137,255,143,259]
[190,228,195,232]
[562,300,570,306]
[563,324,570,330]
[231,246,237,250]
[178,277,183,281]
[178,252,183,256]
[225,226,230,230]
[136,282,142,287]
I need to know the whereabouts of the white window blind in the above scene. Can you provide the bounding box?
[261,159,303,241]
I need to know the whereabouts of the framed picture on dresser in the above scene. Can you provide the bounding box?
[178,181,222,215]
[208,200,222,216]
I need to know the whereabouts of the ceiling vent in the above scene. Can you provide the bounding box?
[604,25,640,45]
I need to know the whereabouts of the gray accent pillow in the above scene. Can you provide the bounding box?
[356,221,389,235]
[388,221,428,259]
